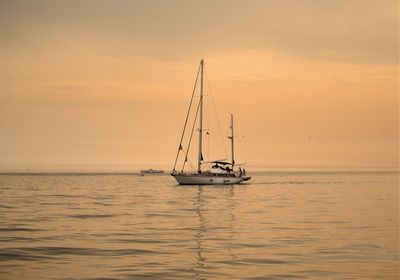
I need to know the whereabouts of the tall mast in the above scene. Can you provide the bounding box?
[230,113,235,165]
[198,59,204,173]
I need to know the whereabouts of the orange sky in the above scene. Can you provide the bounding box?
[0,0,398,171]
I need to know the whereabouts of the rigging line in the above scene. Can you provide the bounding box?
[204,73,210,161]
[205,71,231,115]
[182,99,201,172]
[182,93,202,172]
[173,62,201,171]
[188,154,195,171]
[183,146,194,171]
[205,74,210,162]
[235,124,248,164]
[240,134,248,164]
[205,71,227,159]
[235,125,241,162]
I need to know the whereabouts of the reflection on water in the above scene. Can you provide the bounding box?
[193,185,237,280]
[0,172,398,279]
[195,186,206,279]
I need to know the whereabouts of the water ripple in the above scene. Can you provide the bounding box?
[0,172,397,279]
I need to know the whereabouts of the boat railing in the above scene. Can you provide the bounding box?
[171,170,240,178]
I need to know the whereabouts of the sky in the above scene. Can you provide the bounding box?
[0,0,398,171]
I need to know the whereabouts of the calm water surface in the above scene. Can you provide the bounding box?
[0,172,398,279]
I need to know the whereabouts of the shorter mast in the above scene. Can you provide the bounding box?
[230,113,235,165]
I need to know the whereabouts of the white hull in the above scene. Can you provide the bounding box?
[173,174,243,185]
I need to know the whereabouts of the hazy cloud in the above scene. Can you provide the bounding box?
[1,0,398,63]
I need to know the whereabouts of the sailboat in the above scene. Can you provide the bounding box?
[171,59,251,185]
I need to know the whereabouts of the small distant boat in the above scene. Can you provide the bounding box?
[171,59,251,185]
[140,169,164,175]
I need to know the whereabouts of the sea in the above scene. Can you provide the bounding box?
[0,171,398,279]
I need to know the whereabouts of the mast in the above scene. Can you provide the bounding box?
[230,113,235,165]
[198,59,204,173]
